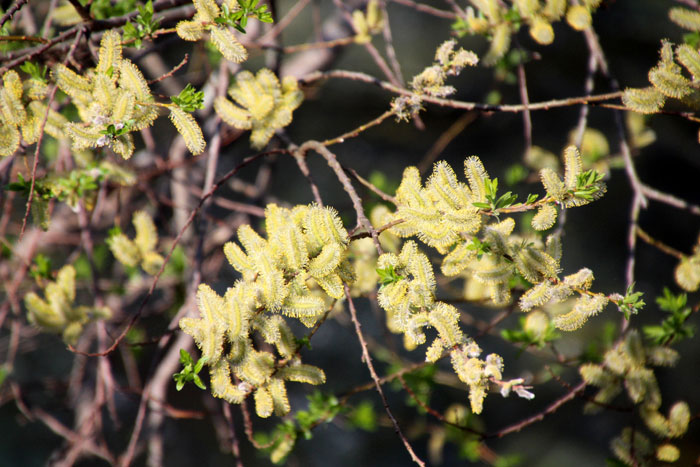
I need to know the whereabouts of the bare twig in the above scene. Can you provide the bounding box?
[484,380,587,439]
[418,111,477,174]
[300,69,623,113]
[390,0,457,19]
[516,54,533,154]
[635,227,685,260]
[343,165,397,204]
[0,0,29,27]
[296,141,383,254]
[20,28,85,239]
[147,53,189,85]
[344,286,426,466]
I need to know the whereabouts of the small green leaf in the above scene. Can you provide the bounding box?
[170,84,204,113]
[377,265,403,285]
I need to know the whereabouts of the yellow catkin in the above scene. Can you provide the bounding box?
[97,30,122,76]
[209,26,248,63]
[529,16,554,45]
[566,5,592,31]
[622,87,665,114]
[669,7,700,32]
[169,107,205,154]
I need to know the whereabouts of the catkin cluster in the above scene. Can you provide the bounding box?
[180,204,353,417]
[24,265,111,345]
[0,69,67,157]
[458,0,603,65]
[54,31,205,156]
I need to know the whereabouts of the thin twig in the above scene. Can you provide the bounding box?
[635,227,685,259]
[344,286,426,466]
[572,49,599,149]
[418,111,477,174]
[516,54,533,154]
[484,380,586,439]
[641,184,700,215]
[20,28,85,239]
[222,402,245,467]
[322,109,396,146]
[300,69,623,113]
[390,0,457,19]
[297,141,383,254]
[397,375,483,436]
[147,53,189,85]
[343,165,397,204]
[258,0,311,42]
[379,0,405,86]
[0,0,29,27]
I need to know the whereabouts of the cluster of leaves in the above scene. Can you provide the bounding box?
[175,0,250,63]
[216,0,273,33]
[7,161,135,229]
[452,0,603,65]
[580,331,690,464]
[214,68,303,149]
[180,203,354,418]
[643,288,695,345]
[173,349,207,391]
[108,211,165,275]
[123,0,160,48]
[257,391,350,463]
[24,265,111,345]
[170,84,205,113]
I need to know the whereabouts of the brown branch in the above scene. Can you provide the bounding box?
[296,141,383,254]
[484,380,587,439]
[222,402,245,467]
[379,0,405,86]
[147,53,189,85]
[0,0,29,27]
[343,165,397,204]
[635,227,685,260]
[32,407,116,464]
[344,286,426,466]
[390,0,457,19]
[516,52,533,154]
[640,184,700,216]
[322,109,396,147]
[397,375,483,436]
[0,35,50,43]
[300,69,623,113]
[417,111,477,174]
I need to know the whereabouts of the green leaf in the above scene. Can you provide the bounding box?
[173,349,207,390]
[617,283,645,320]
[170,84,204,113]
[0,365,8,388]
[30,254,53,280]
[20,61,48,82]
[376,265,403,285]
[347,400,377,431]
